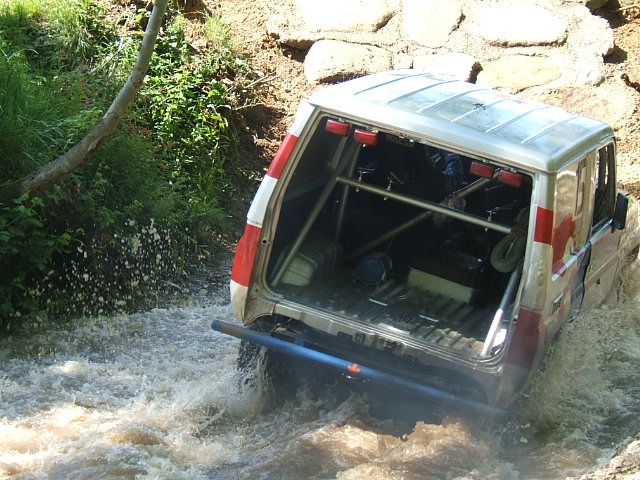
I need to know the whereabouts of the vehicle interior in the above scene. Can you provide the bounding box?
[266,117,533,359]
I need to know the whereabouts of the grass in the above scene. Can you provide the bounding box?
[203,12,233,50]
[0,1,260,329]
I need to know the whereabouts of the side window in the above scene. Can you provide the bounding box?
[553,159,588,267]
[592,143,616,230]
[573,159,588,249]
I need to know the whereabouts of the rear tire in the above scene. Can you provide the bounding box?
[236,319,299,405]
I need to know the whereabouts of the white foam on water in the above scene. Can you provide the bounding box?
[2,262,640,479]
[0,301,255,479]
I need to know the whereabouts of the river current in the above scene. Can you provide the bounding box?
[2,261,640,479]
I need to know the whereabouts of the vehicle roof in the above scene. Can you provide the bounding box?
[307,71,613,173]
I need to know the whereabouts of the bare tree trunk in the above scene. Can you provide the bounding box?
[0,0,169,204]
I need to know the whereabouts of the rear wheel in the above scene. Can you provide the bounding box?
[236,319,299,405]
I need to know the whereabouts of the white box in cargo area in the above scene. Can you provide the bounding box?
[407,267,477,304]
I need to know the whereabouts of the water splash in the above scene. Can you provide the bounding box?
[503,259,640,478]
[2,261,640,479]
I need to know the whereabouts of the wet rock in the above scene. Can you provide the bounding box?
[477,55,562,91]
[304,40,393,83]
[413,52,479,81]
[466,4,567,47]
[577,433,640,479]
[0,462,19,477]
[296,0,394,33]
[584,0,610,10]
[336,463,395,479]
[402,0,462,48]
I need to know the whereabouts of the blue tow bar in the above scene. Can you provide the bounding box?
[212,320,503,419]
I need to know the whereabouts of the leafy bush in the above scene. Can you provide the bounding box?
[131,10,259,242]
[0,1,261,329]
[0,195,74,321]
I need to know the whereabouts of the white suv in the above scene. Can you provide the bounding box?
[214,71,640,415]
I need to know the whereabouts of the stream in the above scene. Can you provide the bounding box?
[2,261,640,479]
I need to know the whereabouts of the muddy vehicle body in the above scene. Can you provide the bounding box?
[213,71,640,414]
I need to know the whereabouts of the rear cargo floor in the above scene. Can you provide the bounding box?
[277,272,497,356]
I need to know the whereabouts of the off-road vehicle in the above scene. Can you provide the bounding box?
[213,71,640,414]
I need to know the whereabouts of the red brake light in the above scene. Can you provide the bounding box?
[354,129,378,146]
[469,161,495,178]
[325,119,350,136]
[497,170,524,188]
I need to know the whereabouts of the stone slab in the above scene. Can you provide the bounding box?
[402,0,462,48]
[413,52,479,81]
[304,40,393,83]
[477,55,562,91]
[296,0,394,32]
[467,4,567,47]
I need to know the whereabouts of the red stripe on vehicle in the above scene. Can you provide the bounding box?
[231,223,262,287]
[534,206,553,245]
[507,308,543,369]
[266,133,298,180]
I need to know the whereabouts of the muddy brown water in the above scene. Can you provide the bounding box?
[2,262,640,479]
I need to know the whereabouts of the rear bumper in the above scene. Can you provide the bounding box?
[212,319,504,419]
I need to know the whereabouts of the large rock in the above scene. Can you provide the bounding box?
[477,55,562,91]
[304,40,393,83]
[296,0,394,32]
[266,0,618,88]
[466,4,567,47]
[413,52,478,81]
[266,0,401,49]
[402,0,462,48]
[568,5,614,58]
[556,5,614,86]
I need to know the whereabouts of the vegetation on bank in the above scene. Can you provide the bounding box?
[0,0,261,330]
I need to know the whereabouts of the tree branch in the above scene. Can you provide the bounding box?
[0,0,169,204]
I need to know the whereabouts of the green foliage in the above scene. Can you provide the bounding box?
[0,46,43,175]
[134,11,257,240]
[0,0,116,73]
[0,1,261,330]
[0,0,117,179]
[0,195,74,320]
